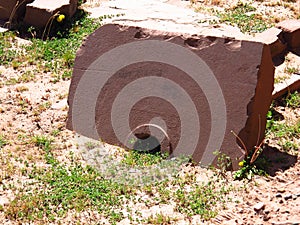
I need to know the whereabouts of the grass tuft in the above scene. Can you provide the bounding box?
[6,163,127,223]
[215,2,271,33]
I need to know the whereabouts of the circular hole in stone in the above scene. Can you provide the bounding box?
[133,133,161,155]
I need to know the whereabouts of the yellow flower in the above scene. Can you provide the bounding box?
[238,161,244,167]
[56,14,65,23]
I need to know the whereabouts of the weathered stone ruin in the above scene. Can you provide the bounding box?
[0,0,77,28]
[67,24,269,169]
[66,15,299,169]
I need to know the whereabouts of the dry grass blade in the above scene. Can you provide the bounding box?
[231,130,247,156]
[250,140,264,164]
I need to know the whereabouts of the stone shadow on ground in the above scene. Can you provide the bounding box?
[291,47,300,58]
[259,145,298,176]
[272,48,300,66]
[0,8,88,40]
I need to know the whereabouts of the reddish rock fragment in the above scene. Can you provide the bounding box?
[273,74,300,99]
[276,19,300,52]
[23,0,78,28]
[255,27,287,59]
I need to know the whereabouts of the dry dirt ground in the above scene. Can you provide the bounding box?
[0,0,300,224]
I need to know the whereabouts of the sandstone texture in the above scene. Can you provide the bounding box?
[67,23,275,169]
[86,0,249,40]
[273,74,300,99]
[276,19,300,53]
[83,0,299,100]
[255,20,300,100]
[23,0,78,28]
[255,27,287,60]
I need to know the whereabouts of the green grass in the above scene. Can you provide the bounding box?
[6,164,127,223]
[175,182,224,219]
[267,92,300,134]
[280,140,299,152]
[31,135,53,151]
[214,2,271,33]
[235,91,300,180]
[265,91,300,153]
[5,149,230,223]
[31,135,56,165]
[122,150,169,167]
[24,13,102,77]
[153,173,231,220]
[274,74,289,84]
[146,213,177,224]
[6,136,129,223]
[0,134,7,149]
[0,32,18,65]
[267,120,300,138]
[285,66,299,75]
[0,10,104,84]
[4,134,230,223]
[233,155,268,180]
[285,91,300,108]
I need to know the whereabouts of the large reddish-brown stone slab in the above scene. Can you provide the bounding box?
[23,0,78,28]
[0,0,33,21]
[67,24,274,169]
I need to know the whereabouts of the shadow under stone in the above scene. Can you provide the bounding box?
[291,47,300,57]
[259,145,298,176]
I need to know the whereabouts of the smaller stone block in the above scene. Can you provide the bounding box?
[255,27,287,59]
[0,0,33,21]
[24,0,78,28]
[273,74,300,99]
[276,20,300,51]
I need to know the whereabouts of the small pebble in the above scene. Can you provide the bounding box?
[0,197,10,206]
[277,188,285,193]
[284,194,292,200]
[263,215,270,221]
[275,193,282,198]
[292,195,298,200]
[254,202,265,211]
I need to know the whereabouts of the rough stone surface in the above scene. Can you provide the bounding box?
[273,74,300,99]
[276,19,300,52]
[253,202,265,211]
[0,0,33,21]
[255,27,287,60]
[86,0,251,40]
[66,23,275,169]
[23,0,78,28]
